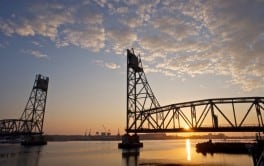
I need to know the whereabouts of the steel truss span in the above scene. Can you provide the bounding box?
[126,49,264,133]
[0,74,49,137]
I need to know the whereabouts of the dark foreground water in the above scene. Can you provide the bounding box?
[0,139,254,166]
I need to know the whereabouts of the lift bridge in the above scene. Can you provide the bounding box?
[125,49,264,134]
[0,74,49,138]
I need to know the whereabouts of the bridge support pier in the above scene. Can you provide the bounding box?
[21,134,47,146]
[118,133,143,149]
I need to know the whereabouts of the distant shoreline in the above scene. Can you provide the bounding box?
[44,133,256,142]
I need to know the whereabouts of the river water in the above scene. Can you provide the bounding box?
[0,139,254,166]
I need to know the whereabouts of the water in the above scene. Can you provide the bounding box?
[0,139,254,166]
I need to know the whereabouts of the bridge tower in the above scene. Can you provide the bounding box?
[20,74,49,145]
[126,49,162,132]
[20,74,49,135]
[119,49,162,148]
[0,74,49,145]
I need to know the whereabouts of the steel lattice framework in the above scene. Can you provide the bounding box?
[0,74,49,136]
[126,49,264,133]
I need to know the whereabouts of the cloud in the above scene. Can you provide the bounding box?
[107,29,137,44]
[136,0,264,91]
[0,19,15,36]
[32,41,42,47]
[78,7,103,25]
[116,7,129,14]
[93,60,120,70]
[204,0,264,91]
[107,28,137,54]
[0,1,105,52]
[0,2,74,40]
[61,27,105,52]
[156,55,213,77]
[23,49,48,59]
[120,17,143,28]
[135,0,160,21]
[93,0,107,8]
[0,0,264,91]
[151,16,198,40]
[105,62,120,69]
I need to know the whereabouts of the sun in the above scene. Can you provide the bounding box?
[184,126,190,130]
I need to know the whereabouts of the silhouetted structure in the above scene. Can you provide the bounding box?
[119,48,264,148]
[124,49,264,134]
[0,74,49,145]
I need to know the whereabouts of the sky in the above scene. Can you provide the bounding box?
[0,0,264,135]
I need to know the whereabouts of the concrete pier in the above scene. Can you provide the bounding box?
[21,135,47,146]
[118,134,143,149]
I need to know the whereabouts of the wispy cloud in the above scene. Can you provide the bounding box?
[23,49,48,59]
[93,60,120,70]
[32,41,42,47]
[61,27,105,51]
[105,62,120,70]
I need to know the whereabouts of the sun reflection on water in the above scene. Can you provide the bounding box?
[186,139,191,161]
